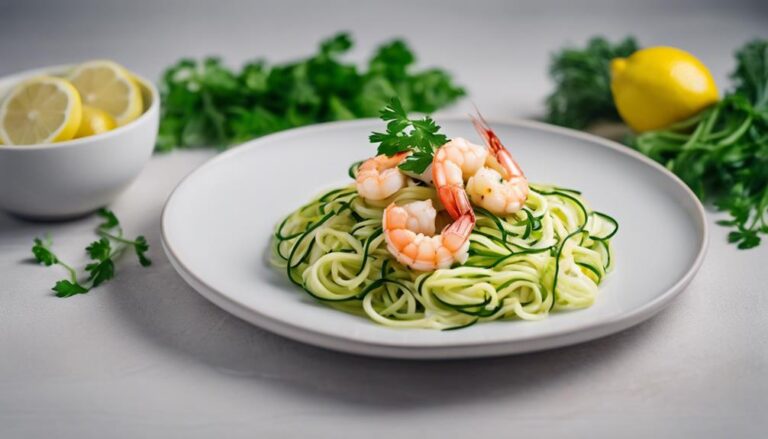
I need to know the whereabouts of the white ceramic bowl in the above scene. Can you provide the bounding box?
[0,65,159,220]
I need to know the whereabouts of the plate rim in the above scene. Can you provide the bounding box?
[161,117,709,358]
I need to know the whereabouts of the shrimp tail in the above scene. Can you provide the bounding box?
[470,112,525,179]
[441,213,474,265]
[355,152,410,201]
[443,212,474,237]
[438,184,475,221]
[432,146,475,221]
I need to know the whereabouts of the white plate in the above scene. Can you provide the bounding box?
[162,118,708,359]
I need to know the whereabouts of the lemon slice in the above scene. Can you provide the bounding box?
[75,105,116,138]
[68,60,143,126]
[0,76,83,145]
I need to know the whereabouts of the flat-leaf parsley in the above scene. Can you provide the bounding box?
[31,209,151,297]
[157,33,465,151]
[369,97,448,174]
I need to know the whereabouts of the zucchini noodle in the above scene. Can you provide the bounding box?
[271,171,617,330]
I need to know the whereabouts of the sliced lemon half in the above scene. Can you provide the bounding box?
[75,105,116,138]
[0,76,83,145]
[68,60,143,126]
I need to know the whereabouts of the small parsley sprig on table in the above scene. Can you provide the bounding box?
[368,97,448,174]
[31,209,151,297]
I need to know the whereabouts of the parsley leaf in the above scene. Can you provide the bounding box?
[86,238,112,261]
[368,98,448,174]
[398,151,434,173]
[86,259,115,288]
[157,33,464,151]
[31,209,151,296]
[97,208,119,230]
[134,236,152,267]
[52,280,89,298]
[32,237,57,266]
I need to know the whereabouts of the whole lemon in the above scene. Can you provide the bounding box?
[610,47,718,132]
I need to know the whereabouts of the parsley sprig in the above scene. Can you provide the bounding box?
[369,98,448,174]
[31,209,151,297]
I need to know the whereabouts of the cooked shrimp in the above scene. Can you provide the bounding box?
[381,139,480,271]
[355,152,409,201]
[383,199,473,271]
[465,113,529,215]
[431,137,487,219]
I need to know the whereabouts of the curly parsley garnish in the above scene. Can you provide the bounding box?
[31,209,151,297]
[369,97,448,174]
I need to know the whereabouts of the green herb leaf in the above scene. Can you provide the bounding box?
[86,238,112,261]
[86,259,115,288]
[134,235,152,267]
[32,237,57,266]
[97,208,120,230]
[398,151,434,173]
[52,280,89,298]
[320,32,353,57]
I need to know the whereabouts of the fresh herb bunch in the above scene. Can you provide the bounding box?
[157,33,465,151]
[545,36,639,129]
[369,97,448,174]
[32,209,151,297]
[633,40,768,249]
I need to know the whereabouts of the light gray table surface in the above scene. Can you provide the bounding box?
[1,0,767,437]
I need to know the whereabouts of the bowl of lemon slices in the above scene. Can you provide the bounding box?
[0,60,158,219]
